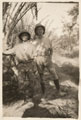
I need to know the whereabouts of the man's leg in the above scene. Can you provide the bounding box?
[47,61,60,91]
[17,63,31,101]
[17,69,25,98]
[46,61,66,96]
[27,62,43,107]
[36,64,45,94]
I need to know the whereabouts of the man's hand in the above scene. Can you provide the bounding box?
[34,56,46,65]
[3,48,14,55]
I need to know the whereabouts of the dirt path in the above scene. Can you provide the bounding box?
[3,53,79,118]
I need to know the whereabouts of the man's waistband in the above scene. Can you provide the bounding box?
[18,59,34,64]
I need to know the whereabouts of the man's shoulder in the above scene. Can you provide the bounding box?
[14,43,22,48]
[43,36,51,44]
[31,40,38,45]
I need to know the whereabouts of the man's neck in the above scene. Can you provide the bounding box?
[37,35,43,40]
[22,41,29,43]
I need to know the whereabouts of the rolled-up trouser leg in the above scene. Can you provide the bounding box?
[17,66,30,99]
[27,62,43,105]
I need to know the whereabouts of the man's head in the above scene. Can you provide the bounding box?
[35,24,45,37]
[18,32,31,42]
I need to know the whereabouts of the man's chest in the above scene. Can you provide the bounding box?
[14,43,35,60]
[32,39,51,50]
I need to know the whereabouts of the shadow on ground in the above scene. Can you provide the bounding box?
[22,106,54,118]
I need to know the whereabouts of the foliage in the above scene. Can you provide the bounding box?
[52,4,79,56]
[68,4,79,23]
[3,2,37,48]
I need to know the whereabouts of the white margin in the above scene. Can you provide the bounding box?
[0,0,80,120]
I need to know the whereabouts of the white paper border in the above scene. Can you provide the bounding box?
[0,0,80,120]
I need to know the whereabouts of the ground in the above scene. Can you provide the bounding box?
[3,53,79,118]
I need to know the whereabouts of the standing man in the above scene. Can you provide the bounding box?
[33,24,65,96]
[3,31,42,104]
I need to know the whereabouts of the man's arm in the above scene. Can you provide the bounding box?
[3,48,15,55]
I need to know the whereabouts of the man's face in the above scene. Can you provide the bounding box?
[36,27,44,37]
[21,35,29,42]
